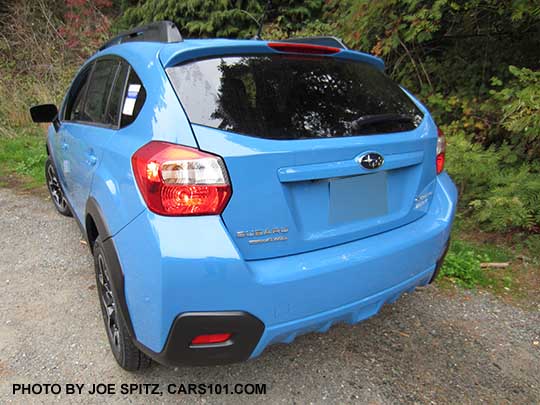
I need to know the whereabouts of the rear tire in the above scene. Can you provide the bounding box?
[45,157,72,217]
[93,237,151,371]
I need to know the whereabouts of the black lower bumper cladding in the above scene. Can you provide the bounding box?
[136,312,265,366]
[429,238,451,283]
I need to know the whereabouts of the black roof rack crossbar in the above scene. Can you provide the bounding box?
[99,20,182,51]
[280,36,348,50]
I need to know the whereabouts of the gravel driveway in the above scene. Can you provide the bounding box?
[1,187,539,404]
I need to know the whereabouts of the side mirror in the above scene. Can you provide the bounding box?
[30,104,58,123]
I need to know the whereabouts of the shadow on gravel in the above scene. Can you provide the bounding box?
[131,289,540,403]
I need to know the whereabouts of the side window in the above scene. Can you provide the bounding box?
[64,66,91,121]
[120,68,146,128]
[83,59,119,124]
[105,62,129,126]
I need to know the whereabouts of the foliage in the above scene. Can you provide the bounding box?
[446,130,540,232]
[440,239,492,288]
[0,126,46,188]
[0,0,111,188]
[525,235,540,258]
[0,0,114,128]
[117,0,325,39]
[329,0,540,94]
[489,66,540,159]
[58,0,113,58]
[427,66,540,162]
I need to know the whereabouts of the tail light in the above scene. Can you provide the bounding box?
[436,127,446,174]
[268,42,341,55]
[131,141,231,216]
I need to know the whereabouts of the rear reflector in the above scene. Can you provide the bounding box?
[268,42,341,55]
[191,333,232,345]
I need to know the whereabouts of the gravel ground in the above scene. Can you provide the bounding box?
[1,187,539,404]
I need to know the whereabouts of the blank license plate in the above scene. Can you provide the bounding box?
[329,172,388,224]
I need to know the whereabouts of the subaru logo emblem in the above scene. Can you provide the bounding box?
[357,152,384,170]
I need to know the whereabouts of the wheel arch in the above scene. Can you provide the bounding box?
[85,197,113,251]
[85,197,136,339]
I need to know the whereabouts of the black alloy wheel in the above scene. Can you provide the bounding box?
[45,158,71,216]
[93,237,151,371]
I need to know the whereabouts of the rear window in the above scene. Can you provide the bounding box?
[166,55,423,140]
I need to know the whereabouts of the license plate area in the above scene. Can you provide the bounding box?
[329,172,388,224]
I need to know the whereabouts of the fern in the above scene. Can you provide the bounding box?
[447,130,540,232]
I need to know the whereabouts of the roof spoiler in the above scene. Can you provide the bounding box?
[279,36,348,50]
[99,20,182,51]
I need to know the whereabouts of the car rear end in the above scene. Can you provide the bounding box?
[115,40,457,365]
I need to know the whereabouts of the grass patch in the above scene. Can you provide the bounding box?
[0,125,47,189]
[440,239,494,289]
[438,225,539,308]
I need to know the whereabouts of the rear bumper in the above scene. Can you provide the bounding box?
[136,311,265,366]
[113,172,457,366]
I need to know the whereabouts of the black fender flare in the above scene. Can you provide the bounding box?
[86,198,136,339]
[86,197,113,242]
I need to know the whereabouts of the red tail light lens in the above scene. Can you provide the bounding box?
[268,42,341,55]
[191,333,232,345]
[132,141,231,216]
[436,127,446,174]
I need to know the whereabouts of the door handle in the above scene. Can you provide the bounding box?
[61,142,68,151]
[86,150,97,166]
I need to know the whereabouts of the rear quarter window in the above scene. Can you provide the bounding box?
[166,55,423,140]
[105,62,129,126]
[120,68,146,128]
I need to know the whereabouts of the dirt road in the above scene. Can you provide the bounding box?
[1,187,539,404]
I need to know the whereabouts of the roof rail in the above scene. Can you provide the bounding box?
[280,36,348,50]
[99,20,182,51]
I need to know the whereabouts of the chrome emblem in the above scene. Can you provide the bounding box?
[236,227,289,245]
[358,152,384,170]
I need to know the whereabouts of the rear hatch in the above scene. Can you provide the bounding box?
[166,53,438,260]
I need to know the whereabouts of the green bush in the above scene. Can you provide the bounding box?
[329,0,540,95]
[446,130,540,232]
[0,127,46,187]
[525,235,540,258]
[440,240,491,288]
[489,66,540,159]
[117,0,326,39]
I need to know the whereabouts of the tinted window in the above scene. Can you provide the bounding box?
[120,68,146,127]
[83,59,119,124]
[64,66,91,121]
[167,55,423,139]
[106,62,129,126]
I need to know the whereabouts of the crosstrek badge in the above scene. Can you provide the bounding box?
[122,84,141,116]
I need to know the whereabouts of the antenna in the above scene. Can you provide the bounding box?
[254,0,272,40]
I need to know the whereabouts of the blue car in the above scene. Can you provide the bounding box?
[30,21,456,370]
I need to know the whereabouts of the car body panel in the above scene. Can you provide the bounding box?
[158,39,385,70]
[192,116,437,260]
[112,171,456,354]
[61,122,113,220]
[50,42,198,235]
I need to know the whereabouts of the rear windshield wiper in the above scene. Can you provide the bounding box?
[349,113,418,130]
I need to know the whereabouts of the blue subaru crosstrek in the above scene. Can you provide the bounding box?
[30,21,456,371]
